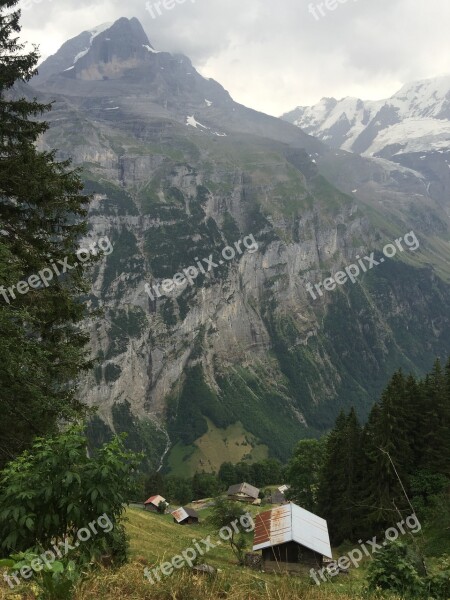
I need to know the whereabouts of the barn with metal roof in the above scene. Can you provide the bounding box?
[253,502,332,572]
[171,506,199,525]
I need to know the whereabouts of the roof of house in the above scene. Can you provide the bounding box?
[252,502,332,559]
[144,494,166,506]
[227,482,260,499]
[171,507,199,523]
[269,490,287,504]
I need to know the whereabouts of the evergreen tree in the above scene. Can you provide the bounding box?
[218,462,236,488]
[317,411,351,544]
[339,408,364,540]
[421,360,450,476]
[0,0,91,467]
[286,438,325,512]
[362,371,412,532]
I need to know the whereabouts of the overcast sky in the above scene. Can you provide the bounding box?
[18,0,450,116]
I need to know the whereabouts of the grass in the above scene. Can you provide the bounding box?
[75,508,401,599]
[166,419,269,477]
[0,507,431,599]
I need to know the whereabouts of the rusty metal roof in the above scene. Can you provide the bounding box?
[227,482,260,499]
[253,502,332,559]
[171,507,199,522]
[144,494,166,506]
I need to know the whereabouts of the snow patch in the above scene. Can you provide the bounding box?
[74,49,89,64]
[186,116,208,129]
[72,22,112,65]
[186,116,227,137]
[143,44,161,54]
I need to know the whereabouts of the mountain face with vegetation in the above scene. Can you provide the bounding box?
[25,17,450,473]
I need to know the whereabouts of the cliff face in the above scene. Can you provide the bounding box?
[30,19,450,474]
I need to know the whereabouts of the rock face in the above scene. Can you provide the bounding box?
[29,18,450,473]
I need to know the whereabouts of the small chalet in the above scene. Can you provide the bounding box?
[269,484,290,504]
[253,502,332,573]
[269,489,288,504]
[171,507,199,525]
[227,482,260,504]
[144,495,166,513]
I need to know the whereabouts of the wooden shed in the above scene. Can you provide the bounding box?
[227,482,260,503]
[268,490,288,505]
[253,502,332,573]
[144,494,166,513]
[171,507,199,525]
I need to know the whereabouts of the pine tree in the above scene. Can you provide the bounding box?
[362,371,412,532]
[339,408,364,540]
[420,360,450,476]
[0,1,91,467]
[317,411,353,544]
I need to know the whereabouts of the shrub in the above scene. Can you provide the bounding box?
[367,541,425,597]
[0,425,141,565]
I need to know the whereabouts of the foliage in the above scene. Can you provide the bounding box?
[0,425,141,564]
[2,551,81,600]
[208,497,247,531]
[316,359,450,545]
[192,472,222,499]
[208,497,249,565]
[286,438,325,511]
[109,400,168,472]
[366,542,450,599]
[367,541,425,597]
[0,0,92,468]
[426,555,450,600]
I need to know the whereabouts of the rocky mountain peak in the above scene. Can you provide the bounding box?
[34,17,160,84]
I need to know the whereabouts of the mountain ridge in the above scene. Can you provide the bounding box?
[282,75,450,157]
[23,18,450,473]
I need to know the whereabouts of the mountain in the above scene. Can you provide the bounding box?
[26,18,450,475]
[282,76,450,157]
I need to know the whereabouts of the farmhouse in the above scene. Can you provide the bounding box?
[144,495,166,513]
[227,482,260,503]
[253,502,332,573]
[171,507,199,525]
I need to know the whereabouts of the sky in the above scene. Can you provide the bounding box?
[17,0,450,117]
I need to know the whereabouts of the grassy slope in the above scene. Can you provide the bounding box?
[166,419,269,477]
[72,507,399,600]
[3,506,445,599]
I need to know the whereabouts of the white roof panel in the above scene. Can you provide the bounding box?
[253,502,332,559]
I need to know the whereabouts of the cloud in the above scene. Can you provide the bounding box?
[18,0,450,116]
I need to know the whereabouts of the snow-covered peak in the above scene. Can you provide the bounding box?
[282,75,450,157]
[391,75,450,119]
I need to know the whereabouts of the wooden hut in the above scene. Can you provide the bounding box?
[171,507,199,525]
[253,502,332,573]
[144,495,166,513]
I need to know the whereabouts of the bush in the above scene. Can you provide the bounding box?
[0,552,81,600]
[367,541,425,597]
[425,555,450,600]
[0,425,141,565]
